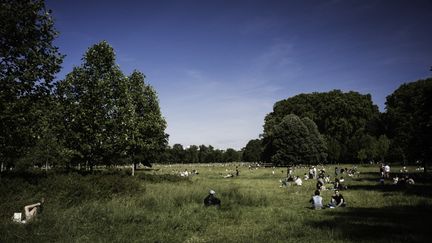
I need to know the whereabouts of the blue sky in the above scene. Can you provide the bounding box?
[46,0,432,150]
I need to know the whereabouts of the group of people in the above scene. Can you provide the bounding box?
[179,169,199,177]
[310,189,346,209]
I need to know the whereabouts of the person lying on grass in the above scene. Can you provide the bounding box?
[13,198,44,224]
[328,190,346,208]
[204,190,221,208]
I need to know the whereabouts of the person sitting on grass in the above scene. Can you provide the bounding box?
[316,176,325,190]
[294,176,303,186]
[310,190,323,209]
[328,190,346,208]
[204,190,221,208]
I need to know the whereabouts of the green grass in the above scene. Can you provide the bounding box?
[1,164,431,242]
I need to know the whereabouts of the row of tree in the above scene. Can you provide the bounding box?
[1,0,167,171]
[161,144,242,164]
[241,79,431,170]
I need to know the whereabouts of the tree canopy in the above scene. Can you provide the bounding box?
[385,78,432,170]
[0,0,63,169]
[263,90,379,163]
[263,114,326,166]
[57,41,167,168]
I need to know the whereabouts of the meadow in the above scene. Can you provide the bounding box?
[0,164,431,243]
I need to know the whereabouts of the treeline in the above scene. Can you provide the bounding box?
[242,80,432,170]
[161,144,242,164]
[0,1,167,171]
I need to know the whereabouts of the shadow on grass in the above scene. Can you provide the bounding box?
[347,183,432,198]
[308,204,431,242]
[354,172,432,182]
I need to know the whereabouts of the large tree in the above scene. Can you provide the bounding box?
[0,0,63,168]
[57,41,167,169]
[265,114,326,166]
[385,78,432,171]
[263,90,379,163]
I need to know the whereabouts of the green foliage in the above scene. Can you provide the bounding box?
[57,41,167,168]
[385,78,432,168]
[0,0,64,168]
[263,90,380,163]
[223,148,241,162]
[266,114,326,165]
[163,144,242,163]
[242,139,263,162]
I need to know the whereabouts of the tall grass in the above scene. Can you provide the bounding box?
[0,164,430,242]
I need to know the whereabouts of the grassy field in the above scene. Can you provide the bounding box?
[0,164,431,243]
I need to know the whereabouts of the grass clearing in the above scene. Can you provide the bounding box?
[1,164,431,242]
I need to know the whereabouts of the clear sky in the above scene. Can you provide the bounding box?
[46,0,432,150]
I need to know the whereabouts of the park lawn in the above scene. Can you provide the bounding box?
[0,164,431,243]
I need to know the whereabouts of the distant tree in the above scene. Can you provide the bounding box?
[213,149,224,163]
[171,144,185,163]
[242,139,263,162]
[0,0,63,169]
[385,78,432,171]
[224,148,241,162]
[185,145,199,163]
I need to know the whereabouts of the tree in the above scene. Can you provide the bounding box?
[0,0,63,169]
[224,148,241,162]
[263,90,379,163]
[242,139,263,162]
[185,145,199,163]
[301,117,327,163]
[171,144,185,163]
[57,41,167,170]
[126,71,168,167]
[385,78,432,171]
[268,114,326,166]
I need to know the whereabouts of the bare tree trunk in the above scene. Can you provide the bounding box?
[131,163,135,176]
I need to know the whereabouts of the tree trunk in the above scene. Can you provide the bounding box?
[131,163,135,176]
[45,161,48,172]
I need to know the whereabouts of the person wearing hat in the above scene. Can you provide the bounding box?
[204,190,221,208]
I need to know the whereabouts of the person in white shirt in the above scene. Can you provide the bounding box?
[384,164,390,178]
[294,176,303,186]
[310,190,323,209]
